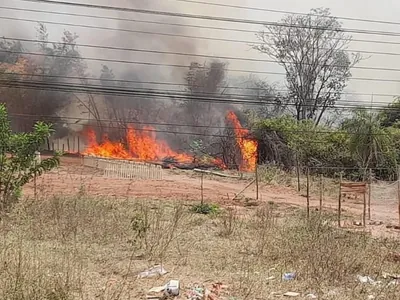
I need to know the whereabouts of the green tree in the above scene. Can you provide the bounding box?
[342,110,396,179]
[380,97,400,127]
[0,104,59,211]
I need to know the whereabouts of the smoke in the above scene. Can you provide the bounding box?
[0,0,254,155]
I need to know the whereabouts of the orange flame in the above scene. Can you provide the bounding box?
[83,126,193,163]
[226,111,258,171]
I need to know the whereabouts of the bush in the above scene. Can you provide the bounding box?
[0,104,59,211]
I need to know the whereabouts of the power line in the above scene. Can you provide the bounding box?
[174,0,400,27]
[4,49,400,84]
[3,6,400,47]
[17,0,400,38]
[9,112,400,137]
[3,71,398,100]
[1,79,400,112]
[5,36,400,73]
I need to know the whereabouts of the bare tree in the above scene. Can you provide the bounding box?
[232,74,288,118]
[254,8,361,125]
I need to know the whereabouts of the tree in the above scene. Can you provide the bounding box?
[254,8,361,124]
[0,24,92,133]
[380,97,400,127]
[230,74,288,118]
[342,110,396,179]
[0,104,59,211]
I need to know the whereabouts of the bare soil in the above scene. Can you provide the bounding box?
[23,156,400,238]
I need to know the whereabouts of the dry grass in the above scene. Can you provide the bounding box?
[0,189,400,299]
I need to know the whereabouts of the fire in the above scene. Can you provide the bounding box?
[226,111,258,171]
[83,126,193,163]
[82,113,255,171]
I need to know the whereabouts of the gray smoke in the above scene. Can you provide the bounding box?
[0,0,252,154]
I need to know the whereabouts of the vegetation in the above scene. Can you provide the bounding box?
[0,104,59,211]
[1,195,399,299]
[253,107,400,180]
[254,8,361,124]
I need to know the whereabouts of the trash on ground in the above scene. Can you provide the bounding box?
[282,272,296,281]
[165,280,180,296]
[353,221,362,227]
[138,265,168,278]
[266,276,275,281]
[148,285,166,294]
[147,280,180,299]
[185,285,206,300]
[185,282,229,300]
[283,291,300,297]
[357,275,380,285]
[369,221,383,226]
[305,293,317,299]
[357,275,374,284]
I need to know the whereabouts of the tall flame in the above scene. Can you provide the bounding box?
[226,111,258,171]
[83,126,193,163]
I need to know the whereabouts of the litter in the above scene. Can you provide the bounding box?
[305,293,317,299]
[266,276,275,281]
[147,280,180,298]
[282,272,296,281]
[165,280,180,296]
[283,291,300,297]
[185,282,229,300]
[357,275,380,285]
[138,265,168,278]
[357,275,374,284]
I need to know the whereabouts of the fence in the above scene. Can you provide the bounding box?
[83,155,163,180]
[45,136,82,153]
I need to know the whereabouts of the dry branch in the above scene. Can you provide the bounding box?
[233,179,256,201]
[193,168,240,179]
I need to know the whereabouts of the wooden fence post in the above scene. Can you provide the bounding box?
[306,167,310,219]
[201,173,204,205]
[363,187,367,227]
[368,169,372,221]
[319,174,323,213]
[338,173,342,227]
[397,166,400,226]
[296,154,301,192]
[255,164,259,200]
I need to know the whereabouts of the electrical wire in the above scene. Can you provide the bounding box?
[17,0,400,38]
[173,0,400,27]
[9,111,400,137]
[3,6,400,47]
[4,36,400,73]
[3,78,400,114]
[3,49,400,84]
[3,15,399,57]
[2,71,398,101]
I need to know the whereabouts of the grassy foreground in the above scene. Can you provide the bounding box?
[0,194,399,299]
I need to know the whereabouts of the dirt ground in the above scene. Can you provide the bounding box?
[24,156,400,237]
[6,156,400,300]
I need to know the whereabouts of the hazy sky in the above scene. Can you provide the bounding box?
[1,0,400,106]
